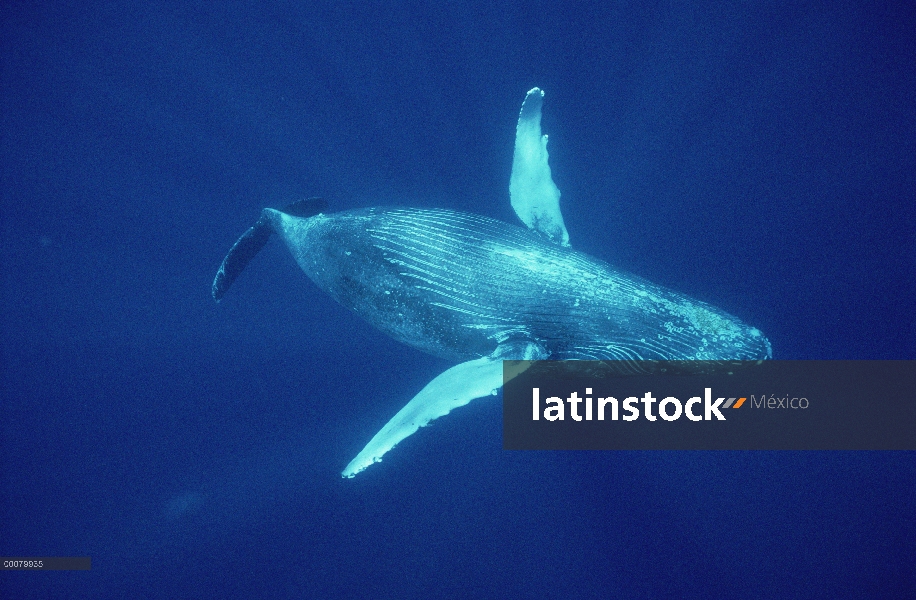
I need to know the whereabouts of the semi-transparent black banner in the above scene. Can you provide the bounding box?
[502,361,916,450]
[1,557,91,570]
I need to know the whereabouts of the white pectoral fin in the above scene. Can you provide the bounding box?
[341,357,503,478]
[509,88,570,247]
[341,346,541,478]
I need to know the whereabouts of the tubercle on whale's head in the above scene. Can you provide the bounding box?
[731,324,772,361]
[664,297,772,362]
[718,324,772,361]
[754,328,774,360]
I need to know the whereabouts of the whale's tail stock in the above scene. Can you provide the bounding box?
[212,197,327,302]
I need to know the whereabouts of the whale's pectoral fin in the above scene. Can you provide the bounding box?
[342,342,546,478]
[509,88,570,247]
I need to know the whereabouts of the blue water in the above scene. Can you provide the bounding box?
[2,1,915,597]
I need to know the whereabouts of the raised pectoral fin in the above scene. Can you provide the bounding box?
[341,344,542,478]
[509,88,570,247]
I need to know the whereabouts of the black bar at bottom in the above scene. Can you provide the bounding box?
[2,557,91,570]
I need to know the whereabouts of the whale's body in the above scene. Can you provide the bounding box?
[269,206,769,364]
[213,88,771,477]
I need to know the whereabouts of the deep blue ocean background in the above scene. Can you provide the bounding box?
[3,1,915,597]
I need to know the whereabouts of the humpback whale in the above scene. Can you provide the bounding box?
[213,89,771,477]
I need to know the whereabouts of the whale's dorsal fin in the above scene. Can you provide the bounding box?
[280,197,327,218]
[509,88,570,247]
